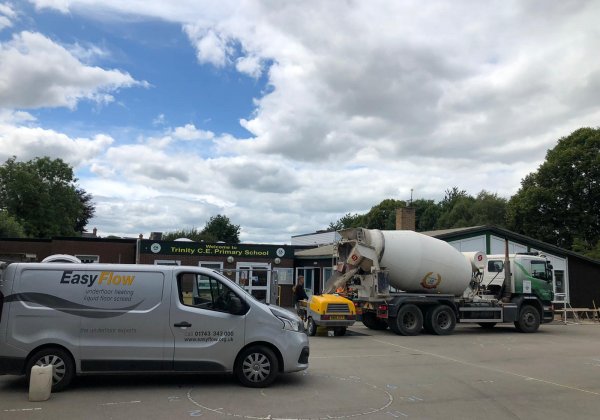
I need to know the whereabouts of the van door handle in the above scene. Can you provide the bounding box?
[174,322,192,328]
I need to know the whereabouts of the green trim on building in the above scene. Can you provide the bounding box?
[139,239,294,259]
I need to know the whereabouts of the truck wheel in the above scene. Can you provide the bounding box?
[362,312,388,330]
[26,347,75,392]
[235,345,279,388]
[478,323,497,329]
[514,305,540,333]
[392,304,423,336]
[427,305,456,335]
[307,317,317,336]
[333,327,347,336]
[423,306,435,334]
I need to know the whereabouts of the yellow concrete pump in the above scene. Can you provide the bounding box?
[297,294,356,336]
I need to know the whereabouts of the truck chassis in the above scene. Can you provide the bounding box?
[356,293,554,336]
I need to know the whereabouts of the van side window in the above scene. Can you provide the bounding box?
[177,273,243,313]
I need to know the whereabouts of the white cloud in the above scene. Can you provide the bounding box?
[67,41,109,64]
[0,31,145,109]
[184,26,232,67]
[172,124,214,141]
[0,3,16,28]
[15,1,600,243]
[152,113,166,126]
[0,121,113,166]
[236,55,262,78]
[0,109,36,124]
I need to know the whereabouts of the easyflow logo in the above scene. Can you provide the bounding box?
[60,271,135,288]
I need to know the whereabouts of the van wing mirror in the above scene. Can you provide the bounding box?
[229,295,246,315]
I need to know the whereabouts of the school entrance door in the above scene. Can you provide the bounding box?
[236,263,272,303]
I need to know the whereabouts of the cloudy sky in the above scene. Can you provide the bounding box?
[1,1,599,243]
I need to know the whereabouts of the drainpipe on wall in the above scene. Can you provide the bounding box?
[135,237,141,264]
[502,238,512,302]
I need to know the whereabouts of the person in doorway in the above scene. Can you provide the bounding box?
[293,276,309,319]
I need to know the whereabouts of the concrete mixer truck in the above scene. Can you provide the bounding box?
[323,228,554,336]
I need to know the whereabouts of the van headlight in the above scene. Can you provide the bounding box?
[270,308,304,332]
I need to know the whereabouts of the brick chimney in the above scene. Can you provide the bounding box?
[395,207,416,231]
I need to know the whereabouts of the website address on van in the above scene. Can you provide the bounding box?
[184,336,234,343]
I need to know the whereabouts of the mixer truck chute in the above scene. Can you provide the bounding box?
[327,228,554,336]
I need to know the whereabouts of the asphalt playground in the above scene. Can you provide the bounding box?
[1,321,600,420]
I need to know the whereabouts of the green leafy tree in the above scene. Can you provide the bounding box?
[75,188,96,233]
[362,199,406,230]
[436,188,474,228]
[507,127,600,255]
[162,227,215,242]
[201,215,241,243]
[0,156,95,238]
[327,212,364,231]
[471,191,508,227]
[0,210,26,238]
[412,199,440,231]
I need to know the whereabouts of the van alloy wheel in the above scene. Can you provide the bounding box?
[26,347,75,392]
[35,354,67,385]
[235,346,279,388]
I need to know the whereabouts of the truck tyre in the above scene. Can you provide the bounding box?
[478,323,497,329]
[307,317,317,336]
[362,312,388,330]
[391,304,423,336]
[333,327,347,336]
[427,305,456,335]
[514,305,540,333]
[235,345,279,388]
[26,347,75,392]
[423,306,436,334]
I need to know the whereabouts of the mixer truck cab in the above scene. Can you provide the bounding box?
[481,253,555,322]
[328,228,555,336]
[0,261,309,391]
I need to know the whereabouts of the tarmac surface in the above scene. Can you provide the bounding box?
[1,321,600,420]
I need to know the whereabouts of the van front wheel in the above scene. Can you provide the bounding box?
[235,346,279,388]
[26,347,75,392]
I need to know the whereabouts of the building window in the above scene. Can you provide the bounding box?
[274,268,293,285]
[199,261,223,271]
[75,255,99,264]
[155,260,181,266]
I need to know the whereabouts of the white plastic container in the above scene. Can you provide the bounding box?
[29,364,52,402]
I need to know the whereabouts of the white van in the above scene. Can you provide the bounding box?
[0,262,309,390]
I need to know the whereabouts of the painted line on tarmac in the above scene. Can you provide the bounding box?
[370,338,600,397]
[186,373,394,419]
[311,353,401,359]
[100,400,142,406]
[3,407,42,412]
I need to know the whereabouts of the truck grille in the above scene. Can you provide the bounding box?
[327,303,350,313]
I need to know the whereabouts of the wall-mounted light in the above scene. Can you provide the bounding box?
[274,257,281,264]
[227,256,234,263]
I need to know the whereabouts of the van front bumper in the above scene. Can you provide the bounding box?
[280,331,309,373]
[0,356,25,375]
